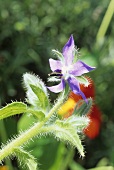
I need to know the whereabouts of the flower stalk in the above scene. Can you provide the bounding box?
[0,96,63,161]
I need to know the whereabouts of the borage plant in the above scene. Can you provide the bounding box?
[0,35,95,170]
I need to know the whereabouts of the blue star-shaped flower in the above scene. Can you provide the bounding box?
[47,35,95,102]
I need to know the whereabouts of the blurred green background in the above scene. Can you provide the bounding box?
[0,0,114,169]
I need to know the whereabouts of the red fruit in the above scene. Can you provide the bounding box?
[84,105,102,139]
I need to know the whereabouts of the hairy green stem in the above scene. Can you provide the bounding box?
[0,120,14,170]
[0,97,14,170]
[0,97,63,161]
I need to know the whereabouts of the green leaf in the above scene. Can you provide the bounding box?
[65,115,89,132]
[69,160,85,170]
[49,143,67,170]
[0,102,27,120]
[54,120,85,156]
[40,123,85,157]
[18,113,37,131]
[23,73,50,111]
[14,147,38,170]
[27,159,38,170]
[30,84,49,111]
[89,166,114,170]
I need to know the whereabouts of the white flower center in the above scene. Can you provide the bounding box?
[62,65,72,80]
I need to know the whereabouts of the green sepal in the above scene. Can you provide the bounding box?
[0,102,27,120]
[76,76,90,86]
[74,98,93,116]
[73,48,79,63]
[27,108,45,120]
[60,84,70,101]
[14,147,38,170]
[30,84,49,112]
[52,49,64,61]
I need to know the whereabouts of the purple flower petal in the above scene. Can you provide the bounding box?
[79,91,88,104]
[62,35,75,66]
[49,58,62,72]
[67,76,87,103]
[47,79,65,93]
[69,60,96,76]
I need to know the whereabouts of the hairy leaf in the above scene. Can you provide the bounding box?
[23,73,50,112]
[30,84,49,111]
[65,115,89,132]
[40,123,85,157]
[14,147,38,170]
[0,102,27,120]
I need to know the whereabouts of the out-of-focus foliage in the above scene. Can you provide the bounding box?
[0,0,114,169]
[0,0,110,104]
